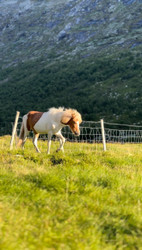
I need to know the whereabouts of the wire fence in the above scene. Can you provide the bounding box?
[1,119,142,144]
[104,122,142,144]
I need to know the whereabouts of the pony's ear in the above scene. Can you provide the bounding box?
[61,114,72,124]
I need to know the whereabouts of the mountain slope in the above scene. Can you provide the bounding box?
[1,0,142,67]
[0,0,142,131]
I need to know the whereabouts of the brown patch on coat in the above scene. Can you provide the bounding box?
[27,111,43,133]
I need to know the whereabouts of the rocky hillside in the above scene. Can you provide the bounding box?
[0,0,142,131]
[1,0,142,68]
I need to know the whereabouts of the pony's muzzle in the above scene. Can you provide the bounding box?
[74,131,80,136]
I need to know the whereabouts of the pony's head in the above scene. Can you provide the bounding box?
[61,109,82,136]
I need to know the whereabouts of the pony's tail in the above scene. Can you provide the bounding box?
[17,122,24,147]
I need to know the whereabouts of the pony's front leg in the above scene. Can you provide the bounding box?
[47,132,52,154]
[55,132,66,152]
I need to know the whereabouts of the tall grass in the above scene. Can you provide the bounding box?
[0,136,142,249]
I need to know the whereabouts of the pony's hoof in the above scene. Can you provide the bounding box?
[56,149,64,153]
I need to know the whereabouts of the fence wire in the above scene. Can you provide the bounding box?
[1,120,142,144]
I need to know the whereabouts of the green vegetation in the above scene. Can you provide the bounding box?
[0,49,142,133]
[1,136,142,249]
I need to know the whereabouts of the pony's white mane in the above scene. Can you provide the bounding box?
[48,107,80,116]
[48,107,65,114]
[48,107,82,123]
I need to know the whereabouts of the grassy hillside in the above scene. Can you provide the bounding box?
[1,49,142,132]
[1,136,142,249]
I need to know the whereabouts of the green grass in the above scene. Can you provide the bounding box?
[1,136,142,249]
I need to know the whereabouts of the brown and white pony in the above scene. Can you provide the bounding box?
[17,107,82,154]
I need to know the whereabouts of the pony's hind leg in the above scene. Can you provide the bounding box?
[33,133,40,153]
[17,122,29,149]
[21,137,27,148]
[21,130,29,149]
[18,114,29,149]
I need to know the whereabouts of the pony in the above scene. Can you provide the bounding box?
[17,107,82,154]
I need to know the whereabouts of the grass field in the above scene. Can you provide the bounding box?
[1,136,142,250]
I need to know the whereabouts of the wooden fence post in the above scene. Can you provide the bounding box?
[101,119,106,151]
[10,111,20,150]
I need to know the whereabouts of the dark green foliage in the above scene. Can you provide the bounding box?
[0,49,142,133]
